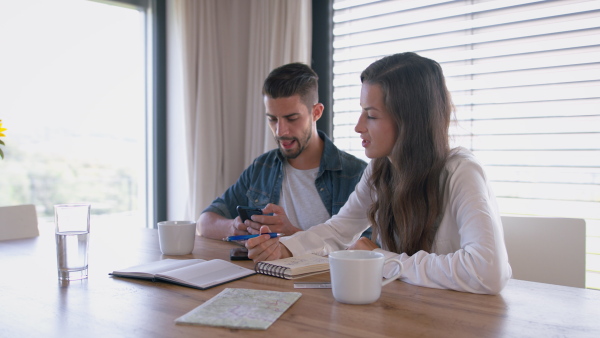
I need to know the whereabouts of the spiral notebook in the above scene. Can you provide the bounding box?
[254,254,329,279]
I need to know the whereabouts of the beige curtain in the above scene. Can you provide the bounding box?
[168,0,312,224]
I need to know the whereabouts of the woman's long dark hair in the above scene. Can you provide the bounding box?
[361,52,452,255]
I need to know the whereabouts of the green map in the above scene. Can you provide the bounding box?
[175,288,302,330]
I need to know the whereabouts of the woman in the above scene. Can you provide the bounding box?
[246,52,511,294]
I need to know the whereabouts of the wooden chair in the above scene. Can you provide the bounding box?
[501,215,586,288]
[0,204,39,241]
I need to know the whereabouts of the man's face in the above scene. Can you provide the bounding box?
[264,94,314,159]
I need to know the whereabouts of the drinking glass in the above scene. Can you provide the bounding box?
[54,204,91,281]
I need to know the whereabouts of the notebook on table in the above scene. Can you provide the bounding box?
[254,254,329,279]
[110,258,255,290]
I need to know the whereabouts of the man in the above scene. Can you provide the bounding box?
[198,63,367,240]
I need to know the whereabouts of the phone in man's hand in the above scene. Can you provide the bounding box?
[236,206,263,223]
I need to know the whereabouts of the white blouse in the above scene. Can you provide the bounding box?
[281,148,512,294]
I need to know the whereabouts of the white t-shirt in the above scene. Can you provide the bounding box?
[281,148,512,294]
[279,162,330,230]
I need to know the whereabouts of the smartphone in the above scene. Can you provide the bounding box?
[230,247,250,261]
[236,206,263,222]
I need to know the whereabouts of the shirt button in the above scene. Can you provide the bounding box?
[320,188,324,191]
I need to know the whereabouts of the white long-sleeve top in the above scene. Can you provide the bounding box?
[281,148,512,294]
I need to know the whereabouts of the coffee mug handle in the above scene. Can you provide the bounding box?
[381,258,403,286]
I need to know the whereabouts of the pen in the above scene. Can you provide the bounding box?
[222,232,284,242]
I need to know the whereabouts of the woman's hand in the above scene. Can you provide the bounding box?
[246,225,292,262]
[347,237,379,250]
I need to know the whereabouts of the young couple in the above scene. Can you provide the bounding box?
[201,52,512,295]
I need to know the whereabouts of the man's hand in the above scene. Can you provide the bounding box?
[347,237,379,251]
[246,225,292,262]
[198,212,251,240]
[244,203,301,236]
[230,216,251,236]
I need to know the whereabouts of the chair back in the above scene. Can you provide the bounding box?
[0,204,39,240]
[501,215,586,288]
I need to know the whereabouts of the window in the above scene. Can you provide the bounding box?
[332,0,600,289]
[0,0,151,228]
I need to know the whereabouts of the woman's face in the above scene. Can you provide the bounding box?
[355,83,397,159]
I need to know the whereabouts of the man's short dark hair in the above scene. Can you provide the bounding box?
[262,63,319,108]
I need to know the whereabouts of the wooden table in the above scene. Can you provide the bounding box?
[1,223,599,338]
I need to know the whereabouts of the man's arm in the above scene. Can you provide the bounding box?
[198,211,250,240]
[198,157,258,240]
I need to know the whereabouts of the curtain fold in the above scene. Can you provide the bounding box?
[169,0,312,224]
[246,0,312,164]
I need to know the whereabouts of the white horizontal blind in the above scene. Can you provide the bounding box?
[332,0,600,289]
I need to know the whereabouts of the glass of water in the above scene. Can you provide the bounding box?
[54,204,91,281]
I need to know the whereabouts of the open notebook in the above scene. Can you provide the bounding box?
[254,254,329,279]
[110,258,255,290]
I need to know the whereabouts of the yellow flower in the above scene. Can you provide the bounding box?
[0,119,6,137]
[0,119,5,159]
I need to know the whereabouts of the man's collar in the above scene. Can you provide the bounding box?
[318,130,342,172]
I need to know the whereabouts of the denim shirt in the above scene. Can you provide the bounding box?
[202,131,367,221]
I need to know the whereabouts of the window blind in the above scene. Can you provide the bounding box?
[331,0,600,289]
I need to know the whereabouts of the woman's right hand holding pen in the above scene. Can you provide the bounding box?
[246,225,292,263]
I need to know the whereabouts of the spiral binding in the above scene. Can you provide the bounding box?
[255,261,289,279]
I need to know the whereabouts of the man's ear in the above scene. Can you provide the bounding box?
[312,103,324,121]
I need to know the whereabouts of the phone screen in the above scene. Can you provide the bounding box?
[236,206,263,222]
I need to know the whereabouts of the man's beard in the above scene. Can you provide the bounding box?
[276,128,312,160]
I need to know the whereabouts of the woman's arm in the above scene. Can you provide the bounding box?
[246,163,376,261]
[377,155,512,294]
[279,163,374,256]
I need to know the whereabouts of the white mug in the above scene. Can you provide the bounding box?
[329,250,403,305]
[157,221,196,255]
